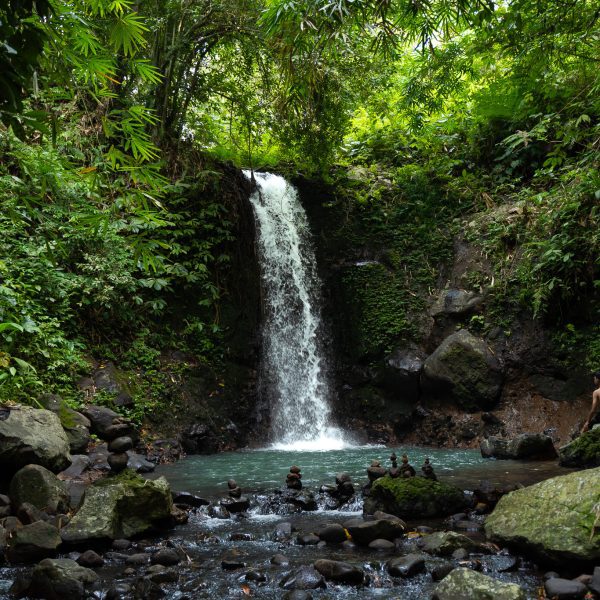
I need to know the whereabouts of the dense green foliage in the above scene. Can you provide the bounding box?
[1,0,598,411]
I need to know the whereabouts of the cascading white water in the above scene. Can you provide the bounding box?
[246,172,349,451]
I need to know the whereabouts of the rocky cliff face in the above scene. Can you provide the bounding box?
[293,175,593,449]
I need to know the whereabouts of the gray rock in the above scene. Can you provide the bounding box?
[590,567,600,595]
[418,531,479,556]
[16,501,48,524]
[313,559,364,584]
[13,557,98,599]
[108,436,133,453]
[280,566,326,590]
[81,405,119,437]
[0,405,71,474]
[297,533,320,546]
[127,451,155,473]
[480,433,557,460]
[59,455,90,479]
[76,549,104,567]
[6,520,62,562]
[172,492,209,507]
[220,496,250,513]
[151,548,180,566]
[430,562,454,581]
[431,289,483,317]
[544,578,588,600]
[60,473,173,543]
[126,553,150,565]
[433,567,525,599]
[368,538,395,551]
[10,464,70,514]
[108,452,128,472]
[273,521,292,541]
[345,518,405,545]
[379,344,425,402]
[316,523,346,544]
[387,553,426,577]
[422,329,503,410]
[271,553,290,566]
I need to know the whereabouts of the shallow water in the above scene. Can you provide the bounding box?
[151,445,571,498]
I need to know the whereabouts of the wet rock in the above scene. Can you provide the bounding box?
[6,520,61,562]
[105,582,133,599]
[0,405,71,474]
[387,553,426,577]
[126,553,150,566]
[313,559,364,585]
[297,533,320,546]
[364,476,466,519]
[105,423,136,441]
[285,490,317,511]
[12,557,98,599]
[151,548,180,566]
[280,566,326,590]
[316,523,346,544]
[432,567,525,600]
[271,553,290,566]
[76,549,104,567]
[59,455,90,479]
[245,570,267,583]
[81,405,120,438]
[341,539,356,550]
[148,566,178,584]
[430,562,454,582]
[127,451,155,473]
[480,433,557,460]
[208,504,230,519]
[559,428,600,468]
[16,502,47,524]
[273,521,292,541]
[172,492,209,508]
[544,578,588,599]
[368,538,395,551]
[283,592,313,600]
[220,496,250,513]
[61,471,173,543]
[345,517,405,545]
[221,558,246,570]
[132,576,165,599]
[10,464,70,514]
[418,531,479,556]
[422,329,503,411]
[485,467,600,564]
[367,460,387,483]
[230,532,254,541]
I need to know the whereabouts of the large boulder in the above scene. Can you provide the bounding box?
[558,427,600,468]
[60,470,173,543]
[377,344,425,403]
[9,465,70,514]
[432,568,525,600]
[0,406,71,475]
[480,433,557,460]
[422,329,503,410]
[417,531,479,556]
[364,476,466,519]
[6,520,62,562]
[485,467,600,565]
[40,395,91,455]
[313,559,364,585]
[12,558,98,599]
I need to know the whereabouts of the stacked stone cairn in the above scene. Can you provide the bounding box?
[421,457,437,480]
[107,436,133,473]
[286,466,302,490]
[388,453,400,478]
[399,454,416,478]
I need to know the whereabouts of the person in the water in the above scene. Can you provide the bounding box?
[581,370,600,432]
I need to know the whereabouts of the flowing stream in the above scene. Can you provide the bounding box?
[246,172,347,450]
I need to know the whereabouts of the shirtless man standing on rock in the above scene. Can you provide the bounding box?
[581,370,600,432]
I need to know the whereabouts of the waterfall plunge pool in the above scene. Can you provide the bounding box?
[150,445,571,499]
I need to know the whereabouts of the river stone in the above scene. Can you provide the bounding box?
[544,578,588,599]
[345,517,405,545]
[16,502,47,525]
[127,451,156,473]
[418,531,479,556]
[364,475,466,519]
[9,464,70,514]
[220,496,250,513]
[484,467,600,565]
[151,548,180,566]
[271,553,290,566]
[480,433,557,460]
[6,520,62,562]
[558,428,600,468]
[313,559,364,584]
[297,533,320,546]
[273,521,293,541]
[0,405,71,474]
[76,549,104,567]
[13,557,98,599]
[284,592,313,600]
[172,492,209,507]
[432,567,525,600]
[387,553,426,577]
[369,538,395,551]
[316,523,347,543]
[60,471,173,543]
[422,329,503,410]
[280,566,326,590]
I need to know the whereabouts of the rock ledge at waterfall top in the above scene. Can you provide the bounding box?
[484,467,600,565]
[363,476,467,519]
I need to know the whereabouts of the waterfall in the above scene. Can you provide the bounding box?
[246,172,348,451]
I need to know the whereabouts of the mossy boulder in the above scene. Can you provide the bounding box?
[558,427,600,468]
[484,467,600,565]
[0,405,71,475]
[9,464,70,514]
[364,476,467,519]
[60,470,172,543]
[432,568,525,600]
[423,329,503,410]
